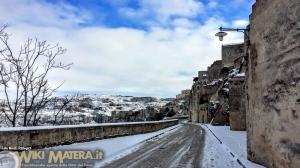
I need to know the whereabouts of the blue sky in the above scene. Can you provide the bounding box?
[44,0,253,29]
[0,0,254,98]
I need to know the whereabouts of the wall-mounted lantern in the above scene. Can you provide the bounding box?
[215,31,227,41]
[215,27,248,41]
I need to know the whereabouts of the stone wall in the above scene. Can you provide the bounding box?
[0,120,178,149]
[207,60,222,81]
[198,103,209,123]
[190,103,209,123]
[229,77,246,130]
[198,71,207,80]
[190,83,203,122]
[176,89,191,100]
[222,43,244,68]
[189,79,222,123]
[247,0,300,167]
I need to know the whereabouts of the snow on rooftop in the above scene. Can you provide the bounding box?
[222,42,244,46]
[236,72,245,77]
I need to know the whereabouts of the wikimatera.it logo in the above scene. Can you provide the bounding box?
[0,149,104,168]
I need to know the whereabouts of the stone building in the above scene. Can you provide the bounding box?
[246,0,300,167]
[189,84,211,123]
[198,71,208,81]
[222,43,247,130]
[222,43,244,68]
[176,89,191,100]
[229,76,246,130]
[185,0,299,167]
[207,60,222,81]
[188,71,223,123]
[174,89,191,115]
[188,44,246,126]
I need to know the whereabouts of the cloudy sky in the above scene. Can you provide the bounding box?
[0,0,254,98]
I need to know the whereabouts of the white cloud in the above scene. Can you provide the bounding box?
[171,18,198,28]
[0,0,245,98]
[141,0,204,17]
[0,0,92,28]
[208,1,218,9]
[119,0,204,26]
[232,19,249,27]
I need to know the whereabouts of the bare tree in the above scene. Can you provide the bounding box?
[0,25,72,127]
[51,95,75,125]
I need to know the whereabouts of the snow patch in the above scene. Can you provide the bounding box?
[202,124,265,168]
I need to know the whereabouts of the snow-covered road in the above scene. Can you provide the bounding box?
[50,123,264,168]
[50,124,182,167]
[100,123,205,168]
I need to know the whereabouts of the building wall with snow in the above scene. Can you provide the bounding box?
[222,43,244,68]
[0,120,178,149]
[246,0,300,167]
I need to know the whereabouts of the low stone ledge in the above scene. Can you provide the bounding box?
[0,119,178,149]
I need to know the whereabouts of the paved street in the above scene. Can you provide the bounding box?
[103,124,205,168]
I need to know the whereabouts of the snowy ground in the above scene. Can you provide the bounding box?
[99,123,204,168]
[201,124,265,168]
[50,124,182,167]
[47,123,265,168]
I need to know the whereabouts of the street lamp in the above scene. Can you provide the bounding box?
[215,26,250,74]
[215,27,248,41]
[215,31,227,41]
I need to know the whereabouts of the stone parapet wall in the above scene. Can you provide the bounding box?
[247,0,300,167]
[0,120,178,149]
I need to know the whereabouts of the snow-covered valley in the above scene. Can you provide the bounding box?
[0,94,184,127]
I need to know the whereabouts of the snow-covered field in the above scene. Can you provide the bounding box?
[83,95,169,116]
[201,124,265,168]
[45,95,169,117]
